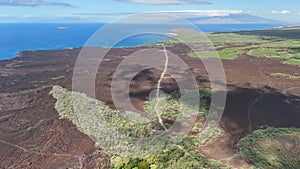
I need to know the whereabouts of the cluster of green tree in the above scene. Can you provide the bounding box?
[144,89,211,123]
[238,127,300,169]
[50,86,227,169]
[113,142,229,169]
[50,86,156,156]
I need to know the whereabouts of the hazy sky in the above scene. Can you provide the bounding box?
[0,0,299,23]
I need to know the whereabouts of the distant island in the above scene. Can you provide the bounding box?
[56,26,71,30]
[186,13,283,24]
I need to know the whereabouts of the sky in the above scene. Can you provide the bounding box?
[0,0,299,24]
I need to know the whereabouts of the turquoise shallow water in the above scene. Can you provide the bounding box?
[0,23,282,60]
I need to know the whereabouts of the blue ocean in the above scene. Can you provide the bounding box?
[0,23,283,60]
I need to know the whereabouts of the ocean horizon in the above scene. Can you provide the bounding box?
[0,23,284,60]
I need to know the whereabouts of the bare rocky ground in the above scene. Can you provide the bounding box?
[0,44,299,168]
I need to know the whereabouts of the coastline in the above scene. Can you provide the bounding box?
[1,25,299,168]
[0,23,287,61]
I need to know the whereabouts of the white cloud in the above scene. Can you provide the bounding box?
[156,10,243,17]
[281,10,291,14]
[117,0,212,5]
[0,0,73,7]
[272,10,291,15]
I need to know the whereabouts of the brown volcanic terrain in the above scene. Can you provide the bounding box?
[0,44,299,168]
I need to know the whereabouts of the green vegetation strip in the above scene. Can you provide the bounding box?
[189,46,250,60]
[248,46,300,66]
[271,73,300,79]
[248,48,289,59]
[238,127,300,169]
[165,27,300,65]
[50,86,228,169]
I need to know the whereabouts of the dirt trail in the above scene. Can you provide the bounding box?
[154,44,169,131]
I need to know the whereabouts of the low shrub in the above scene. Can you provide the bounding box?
[238,127,300,169]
